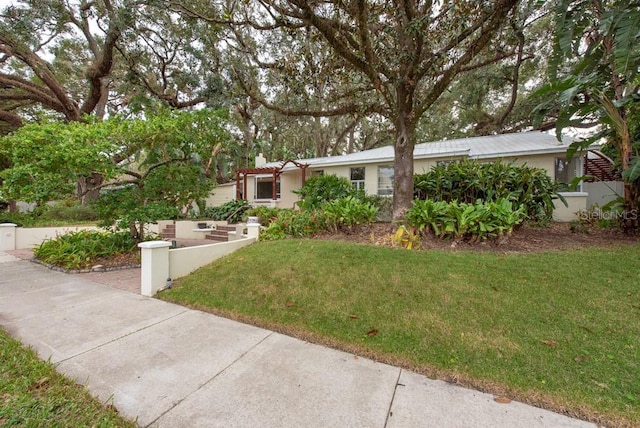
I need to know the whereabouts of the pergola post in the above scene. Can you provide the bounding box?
[243,172,248,201]
[235,172,241,200]
[234,160,309,203]
[272,170,277,200]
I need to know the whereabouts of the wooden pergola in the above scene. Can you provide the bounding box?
[235,160,309,201]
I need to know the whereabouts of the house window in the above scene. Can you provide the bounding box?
[255,176,281,200]
[378,166,394,196]
[350,167,365,191]
[312,170,324,177]
[555,157,581,191]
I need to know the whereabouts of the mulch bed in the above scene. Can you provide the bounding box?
[313,222,640,253]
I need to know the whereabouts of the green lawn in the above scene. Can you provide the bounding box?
[0,328,136,427]
[160,239,640,427]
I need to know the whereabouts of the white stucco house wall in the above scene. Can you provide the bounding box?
[212,131,620,221]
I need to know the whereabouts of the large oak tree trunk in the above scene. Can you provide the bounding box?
[76,173,105,205]
[392,84,417,221]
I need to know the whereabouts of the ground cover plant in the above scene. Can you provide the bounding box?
[33,230,141,270]
[160,239,640,427]
[0,328,136,427]
[406,198,526,240]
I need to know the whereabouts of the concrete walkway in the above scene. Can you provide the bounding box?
[0,253,594,428]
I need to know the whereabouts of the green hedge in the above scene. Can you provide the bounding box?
[414,159,561,223]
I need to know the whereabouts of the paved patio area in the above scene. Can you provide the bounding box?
[4,237,216,295]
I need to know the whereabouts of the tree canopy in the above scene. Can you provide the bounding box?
[0,109,230,237]
[4,0,636,226]
[180,0,525,218]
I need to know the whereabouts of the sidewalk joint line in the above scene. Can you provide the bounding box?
[384,368,403,428]
[144,331,275,427]
[56,308,190,364]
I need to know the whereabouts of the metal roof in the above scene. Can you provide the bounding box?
[265,131,576,171]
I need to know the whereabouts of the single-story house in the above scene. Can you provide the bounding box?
[206,131,622,221]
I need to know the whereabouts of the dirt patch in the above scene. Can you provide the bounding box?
[90,251,140,269]
[313,222,640,253]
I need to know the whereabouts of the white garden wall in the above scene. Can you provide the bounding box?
[0,224,100,250]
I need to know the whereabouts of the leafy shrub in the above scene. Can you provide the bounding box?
[40,201,98,222]
[33,230,140,270]
[201,200,250,223]
[0,211,37,227]
[362,194,393,222]
[294,174,360,210]
[413,159,561,223]
[322,196,379,231]
[259,209,327,241]
[406,198,526,240]
[94,187,181,240]
[245,206,282,226]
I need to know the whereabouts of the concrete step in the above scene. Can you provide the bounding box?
[160,226,176,238]
[206,234,227,242]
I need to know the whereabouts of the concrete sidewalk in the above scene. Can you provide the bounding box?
[0,253,594,427]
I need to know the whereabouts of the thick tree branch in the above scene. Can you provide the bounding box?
[0,108,23,128]
[416,0,519,118]
[0,74,66,113]
[0,36,79,119]
[79,6,121,116]
[234,68,385,118]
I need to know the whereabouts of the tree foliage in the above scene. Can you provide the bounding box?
[181,0,524,219]
[534,0,640,228]
[0,0,137,124]
[0,109,230,239]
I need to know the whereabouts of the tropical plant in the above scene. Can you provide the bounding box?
[33,230,141,270]
[259,209,327,241]
[414,159,561,223]
[406,198,526,241]
[294,175,359,211]
[322,196,379,232]
[533,0,640,229]
[201,200,251,224]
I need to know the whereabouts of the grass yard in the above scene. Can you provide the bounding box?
[0,328,136,427]
[160,239,640,427]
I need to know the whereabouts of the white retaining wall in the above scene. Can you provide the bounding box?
[0,224,100,250]
[553,192,588,222]
[138,224,260,296]
[168,237,256,280]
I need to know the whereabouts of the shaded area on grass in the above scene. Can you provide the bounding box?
[0,328,136,427]
[160,239,640,427]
